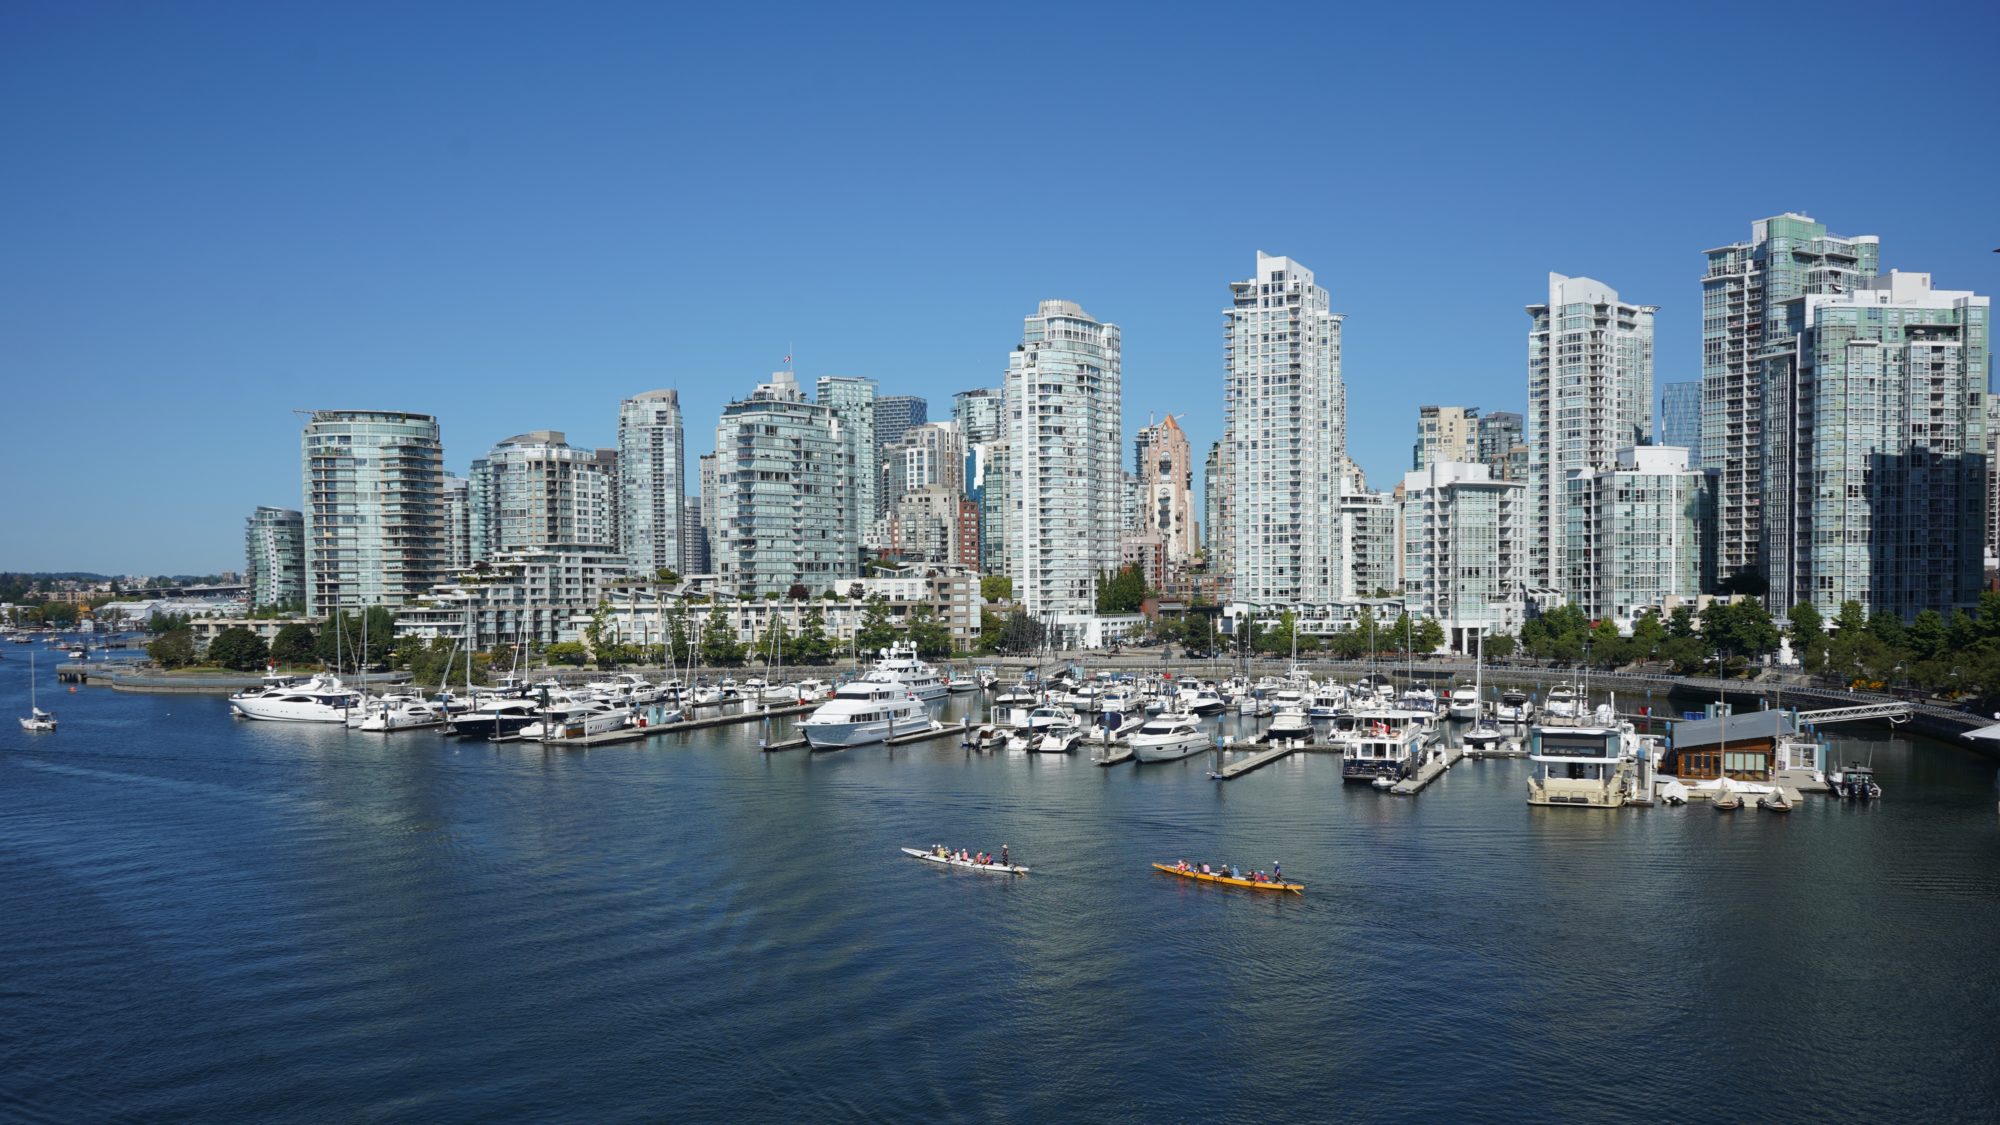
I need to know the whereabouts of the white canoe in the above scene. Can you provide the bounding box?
[900,847,1029,875]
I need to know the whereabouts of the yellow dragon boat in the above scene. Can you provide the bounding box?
[1152,863,1303,894]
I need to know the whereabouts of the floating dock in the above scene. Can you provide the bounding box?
[1215,742,1315,780]
[1389,744,1463,795]
[545,701,813,746]
[1095,746,1134,766]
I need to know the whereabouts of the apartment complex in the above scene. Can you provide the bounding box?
[1562,446,1712,630]
[1398,461,1526,650]
[713,371,856,597]
[1763,272,1988,619]
[1003,299,1123,615]
[872,394,927,516]
[1133,415,1197,566]
[244,506,305,610]
[1526,272,1656,594]
[816,376,878,560]
[1413,405,1480,470]
[1702,213,1879,584]
[300,410,445,615]
[467,431,618,559]
[616,389,686,576]
[1224,251,1346,608]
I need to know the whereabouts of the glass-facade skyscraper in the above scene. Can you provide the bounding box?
[1659,381,1702,466]
[245,505,305,611]
[617,389,686,576]
[872,395,927,518]
[1764,271,1988,619]
[300,410,445,615]
[717,371,855,597]
[1702,213,1879,584]
[468,430,617,560]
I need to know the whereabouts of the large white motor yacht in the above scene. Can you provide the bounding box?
[861,642,949,701]
[800,681,937,749]
[229,674,362,723]
[1129,713,1212,762]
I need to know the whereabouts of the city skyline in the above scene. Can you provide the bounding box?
[5,4,1998,573]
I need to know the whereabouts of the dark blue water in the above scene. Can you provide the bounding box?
[4,652,1999,1122]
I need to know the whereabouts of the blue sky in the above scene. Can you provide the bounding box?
[4,1,1996,574]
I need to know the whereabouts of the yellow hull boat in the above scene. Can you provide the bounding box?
[1152,863,1303,894]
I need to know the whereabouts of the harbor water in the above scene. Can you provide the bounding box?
[4,655,1999,1122]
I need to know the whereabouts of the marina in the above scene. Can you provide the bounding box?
[3,647,2000,1122]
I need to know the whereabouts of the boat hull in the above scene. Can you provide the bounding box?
[1151,863,1302,894]
[901,847,1028,875]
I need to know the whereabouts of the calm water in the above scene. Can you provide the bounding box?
[4,652,1999,1123]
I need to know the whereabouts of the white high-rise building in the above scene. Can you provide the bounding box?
[300,410,445,615]
[617,389,685,576]
[1003,299,1122,615]
[1526,272,1656,596]
[715,371,856,597]
[1399,461,1527,651]
[1224,251,1346,608]
[1337,477,1397,600]
[468,431,618,560]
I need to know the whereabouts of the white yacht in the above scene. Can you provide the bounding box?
[1178,685,1227,715]
[799,681,936,749]
[1092,709,1146,744]
[515,698,633,741]
[1494,689,1533,723]
[229,674,362,723]
[1308,683,1348,720]
[1034,722,1085,753]
[1447,682,1480,720]
[1128,713,1211,762]
[1259,706,1316,744]
[993,682,1039,708]
[1543,683,1583,719]
[1398,684,1439,714]
[861,642,949,701]
[358,696,451,732]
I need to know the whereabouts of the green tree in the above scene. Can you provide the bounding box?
[855,595,897,654]
[700,604,743,665]
[270,623,317,666]
[1868,609,1906,650]
[545,641,589,666]
[1412,617,1445,656]
[1255,610,1299,656]
[1907,609,1948,661]
[1095,565,1148,614]
[206,626,270,671]
[147,630,198,669]
[981,575,1013,603]
[1483,633,1516,661]
[753,614,792,666]
[1787,602,1827,670]
[907,606,952,658]
[36,602,79,628]
[1667,605,1697,640]
[790,605,833,664]
[150,611,192,635]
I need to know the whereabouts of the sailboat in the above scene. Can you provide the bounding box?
[19,650,56,731]
[1462,632,1504,749]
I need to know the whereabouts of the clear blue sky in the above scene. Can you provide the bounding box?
[4,1,1995,574]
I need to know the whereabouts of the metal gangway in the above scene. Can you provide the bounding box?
[1794,701,1912,727]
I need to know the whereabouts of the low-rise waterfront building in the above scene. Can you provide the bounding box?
[395,546,631,648]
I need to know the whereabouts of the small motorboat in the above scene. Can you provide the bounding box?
[1463,721,1505,750]
[1151,863,1303,895]
[964,724,1009,751]
[1035,722,1085,754]
[1713,789,1743,812]
[901,847,1028,875]
[1826,763,1883,801]
[1758,790,1794,813]
[1371,775,1397,791]
[1259,707,1315,744]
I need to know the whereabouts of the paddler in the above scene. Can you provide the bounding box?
[1000,844,1008,866]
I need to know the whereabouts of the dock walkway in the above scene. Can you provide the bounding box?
[1390,744,1463,795]
[546,701,812,747]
